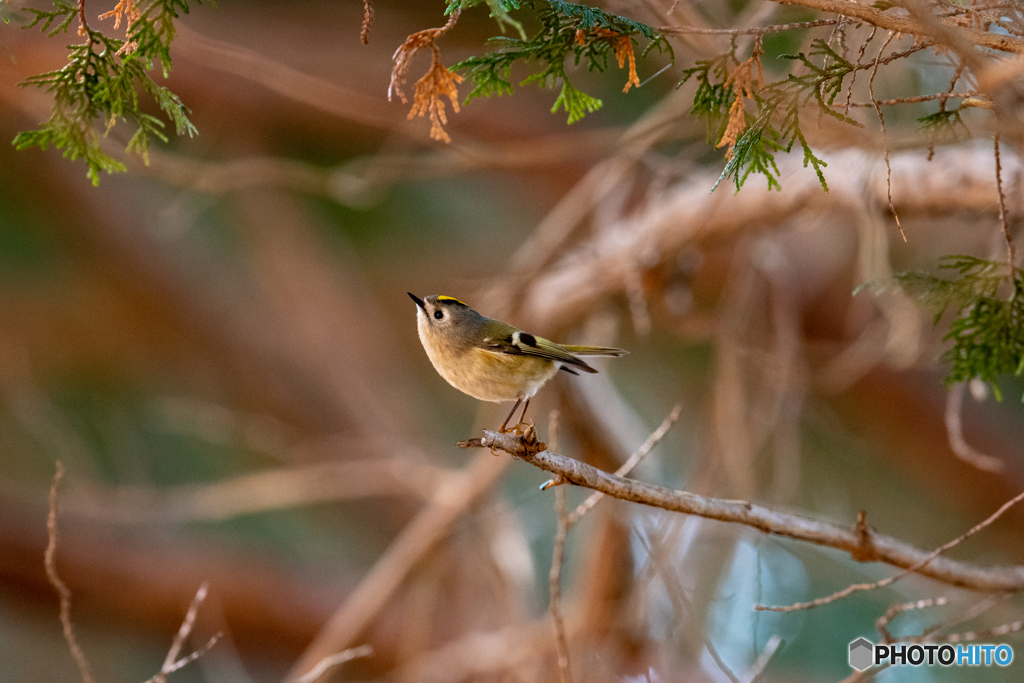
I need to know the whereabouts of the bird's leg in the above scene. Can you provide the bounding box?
[512,398,532,433]
[498,398,522,434]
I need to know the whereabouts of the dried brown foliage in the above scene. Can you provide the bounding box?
[100,0,142,54]
[388,9,462,143]
[578,28,641,93]
[99,0,140,30]
[716,44,763,160]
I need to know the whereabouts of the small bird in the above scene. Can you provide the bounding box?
[409,293,627,432]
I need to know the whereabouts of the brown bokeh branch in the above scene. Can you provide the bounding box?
[869,30,905,241]
[47,464,222,683]
[550,486,573,683]
[876,597,948,644]
[291,644,373,683]
[563,403,683,526]
[284,450,509,682]
[515,144,1024,333]
[63,458,449,523]
[994,132,1017,271]
[458,431,1024,594]
[772,0,1024,54]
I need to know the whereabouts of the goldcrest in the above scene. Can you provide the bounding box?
[408,293,627,432]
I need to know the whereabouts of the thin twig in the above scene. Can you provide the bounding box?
[844,26,877,120]
[659,19,837,35]
[903,594,1010,643]
[285,450,509,680]
[839,91,976,107]
[944,617,1024,642]
[930,57,966,160]
[565,403,683,527]
[550,486,572,683]
[46,461,96,683]
[944,382,1003,473]
[76,0,93,44]
[291,645,373,683]
[546,410,573,683]
[146,582,223,683]
[458,431,1024,594]
[995,133,1017,275]
[869,31,906,242]
[772,0,1024,54]
[758,489,1024,612]
[876,597,948,643]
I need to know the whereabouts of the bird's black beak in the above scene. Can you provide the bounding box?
[408,292,426,310]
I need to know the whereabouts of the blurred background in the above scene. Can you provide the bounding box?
[1,1,1023,681]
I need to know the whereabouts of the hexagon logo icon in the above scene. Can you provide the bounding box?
[849,638,874,671]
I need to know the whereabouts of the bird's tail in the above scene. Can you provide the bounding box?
[561,345,628,357]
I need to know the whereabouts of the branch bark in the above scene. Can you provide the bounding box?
[459,430,1024,593]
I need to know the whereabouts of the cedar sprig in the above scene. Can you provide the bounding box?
[453,0,672,124]
[447,0,523,38]
[696,38,863,192]
[14,0,201,185]
[861,255,1024,400]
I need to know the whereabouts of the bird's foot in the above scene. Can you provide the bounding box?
[510,418,535,436]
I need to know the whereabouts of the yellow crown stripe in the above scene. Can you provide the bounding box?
[437,296,468,306]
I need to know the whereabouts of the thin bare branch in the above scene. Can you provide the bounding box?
[772,0,1024,54]
[902,594,1010,643]
[146,582,222,683]
[550,485,572,683]
[546,410,572,683]
[66,458,448,523]
[839,92,977,107]
[565,403,683,527]
[869,31,905,242]
[46,462,96,683]
[284,451,509,681]
[659,19,837,35]
[995,133,1017,273]
[876,597,948,643]
[458,430,1024,594]
[759,489,1024,611]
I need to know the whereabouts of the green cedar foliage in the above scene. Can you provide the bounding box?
[918,107,970,149]
[684,39,861,193]
[447,0,525,38]
[863,256,1024,400]
[451,0,672,124]
[13,1,202,185]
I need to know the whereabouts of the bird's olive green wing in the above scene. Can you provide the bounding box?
[477,330,598,373]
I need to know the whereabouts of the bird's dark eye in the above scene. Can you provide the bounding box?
[434,310,444,320]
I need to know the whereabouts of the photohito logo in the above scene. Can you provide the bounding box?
[848,638,1013,671]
